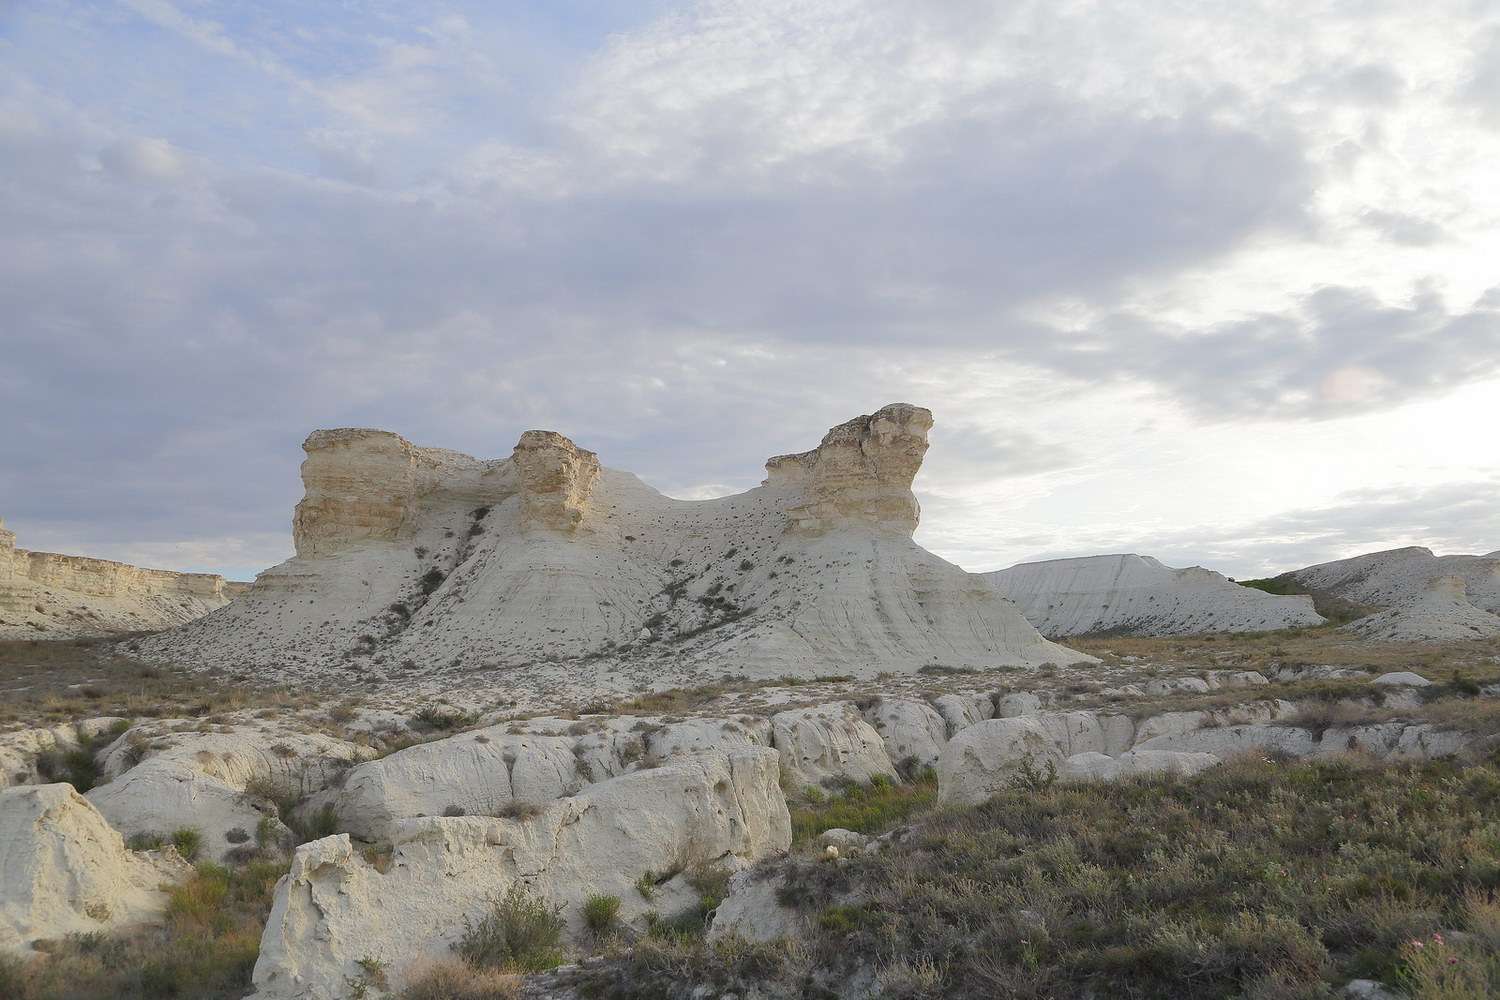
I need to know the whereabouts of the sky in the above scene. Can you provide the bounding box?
[2,0,1499,583]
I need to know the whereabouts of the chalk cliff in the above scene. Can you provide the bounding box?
[136,405,1086,684]
[987,553,1324,637]
[0,518,248,637]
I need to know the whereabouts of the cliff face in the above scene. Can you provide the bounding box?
[987,553,1325,638]
[0,518,247,638]
[137,404,1089,685]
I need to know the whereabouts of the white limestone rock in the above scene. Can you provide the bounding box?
[251,747,790,1000]
[1371,671,1433,687]
[0,784,191,955]
[87,724,371,860]
[1133,722,1470,761]
[1058,750,1219,782]
[935,712,1137,807]
[0,516,246,638]
[859,697,948,770]
[1341,577,1500,642]
[645,715,773,760]
[986,553,1323,637]
[1142,676,1211,696]
[1205,670,1270,689]
[135,406,1088,688]
[771,702,897,791]
[709,867,807,943]
[931,693,995,736]
[334,728,583,839]
[995,692,1042,717]
[1288,546,1500,616]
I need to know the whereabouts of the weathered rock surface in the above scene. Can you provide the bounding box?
[0,784,190,955]
[1287,546,1500,616]
[87,724,372,860]
[135,405,1087,686]
[0,517,247,638]
[0,718,123,788]
[1133,722,1471,760]
[334,729,586,840]
[1341,577,1500,642]
[251,747,790,1000]
[771,703,897,791]
[861,697,949,770]
[1058,749,1219,782]
[709,866,807,943]
[936,712,1138,806]
[986,553,1323,637]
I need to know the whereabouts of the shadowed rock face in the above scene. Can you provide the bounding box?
[137,404,1087,685]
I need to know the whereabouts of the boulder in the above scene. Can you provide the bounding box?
[995,692,1042,717]
[771,703,897,791]
[0,784,190,955]
[931,693,994,736]
[859,698,947,770]
[1371,671,1433,687]
[334,728,582,839]
[937,711,1141,806]
[87,724,370,860]
[251,747,789,1000]
[709,867,807,943]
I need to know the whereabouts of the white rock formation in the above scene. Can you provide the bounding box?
[1132,722,1471,760]
[0,517,247,638]
[135,405,1086,686]
[986,553,1324,637]
[0,718,124,788]
[771,702,897,791]
[0,784,190,955]
[860,697,949,770]
[251,747,790,1000]
[87,724,372,860]
[1371,671,1433,687]
[709,866,807,943]
[334,729,586,840]
[1057,749,1219,782]
[935,713,1138,806]
[1288,546,1500,615]
[1341,577,1500,642]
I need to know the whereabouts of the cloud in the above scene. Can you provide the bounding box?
[3,0,1500,577]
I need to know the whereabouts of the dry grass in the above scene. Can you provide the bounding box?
[0,636,327,730]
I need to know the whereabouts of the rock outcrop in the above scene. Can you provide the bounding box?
[86,723,373,861]
[987,553,1324,637]
[137,405,1086,685]
[251,747,790,1000]
[1284,546,1500,616]
[1341,576,1500,642]
[0,784,190,955]
[0,517,247,637]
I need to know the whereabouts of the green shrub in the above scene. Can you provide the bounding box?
[790,769,938,842]
[456,886,565,973]
[171,827,203,862]
[582,894,622,932]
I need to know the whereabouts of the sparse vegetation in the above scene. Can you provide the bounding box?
[582,893,622,933]
[0,860,288,1000]
[790,770,938,843]
[576,753,1500,998]
[455,885,566,973]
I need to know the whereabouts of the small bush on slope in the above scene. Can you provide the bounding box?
[3,859,288,1000]
[572,754,1500,999]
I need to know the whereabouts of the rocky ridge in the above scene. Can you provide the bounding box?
[135,405,1085,687]
[0,518,248,638]
[987,552,1324,637]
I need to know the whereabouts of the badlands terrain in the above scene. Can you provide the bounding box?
[2,404,1499,1000]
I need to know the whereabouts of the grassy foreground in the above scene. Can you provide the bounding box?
[575,753,1500,999]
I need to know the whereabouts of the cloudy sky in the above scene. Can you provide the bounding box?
[3,0,1499,583]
